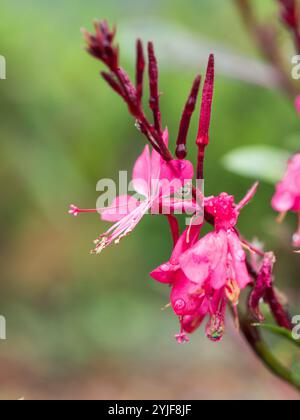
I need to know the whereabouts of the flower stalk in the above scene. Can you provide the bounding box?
[82,21,173,161]
[196,54,214,180]
[240,312,300,391]
[176,75,202,160]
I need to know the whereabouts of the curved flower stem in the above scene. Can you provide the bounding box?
[239,313,300,391]
[252,323,300,349]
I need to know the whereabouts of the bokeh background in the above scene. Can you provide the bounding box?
[0,0,299,400]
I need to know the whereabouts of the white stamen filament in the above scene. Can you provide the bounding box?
[93,199,154,254]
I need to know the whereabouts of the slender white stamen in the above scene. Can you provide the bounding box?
[92,199,154,254]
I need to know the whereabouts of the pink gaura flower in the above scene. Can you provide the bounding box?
[272,153,300,247]
[151,224,202,343]
[151,183,259,343]
[70,129,196,253]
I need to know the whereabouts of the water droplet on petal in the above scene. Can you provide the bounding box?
[135,120,142,131]
[206,315,225,343]
[174,299,186,312]
[160,264,170,272]
[237,250,246,262]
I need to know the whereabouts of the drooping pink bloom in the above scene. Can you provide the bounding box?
[151,224,203,343]
[248,251,291,329]
[70,129,196,253]
[151,183,259,343]
[272,153,300,246]
[249,252,276,322]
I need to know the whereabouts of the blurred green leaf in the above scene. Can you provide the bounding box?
[223,146,290,183]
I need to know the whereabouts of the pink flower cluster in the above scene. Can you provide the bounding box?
[151,189,258,343]
[70,21,292,343]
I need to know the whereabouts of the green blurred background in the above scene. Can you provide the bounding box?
[0,0,299,399]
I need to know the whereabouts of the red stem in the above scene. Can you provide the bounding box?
[246,257,292,330]
[265,288,292,330]
[101,71,126,98]
[84,21,173,162]
[148,42,162,136]
[196,54,215,180]
[176,75,202,159]
[136,39,145,107]
[166,215,180,247]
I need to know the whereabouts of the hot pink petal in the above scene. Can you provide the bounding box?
[293,197,300,211]
[150,261,178,284]
[151,128,169,180]
[272,154,300,212]
[160,159,194,187]
[272,187,295,212]
[227,231,251,289]
[181,298,210,334]
[132,145,151,197]
[170,225,202,264]
[179,236,210,287]
[209,288,225,314]
[179,231,228,289]
[101,195,141,222]
[208,232,229,290]
[150,225,201,284]
[171,272,204,316]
